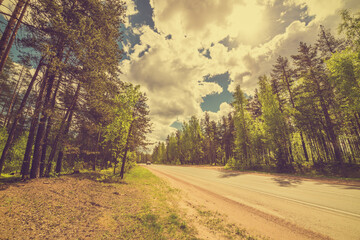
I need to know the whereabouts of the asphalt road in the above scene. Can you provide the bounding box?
[145,164,360,240]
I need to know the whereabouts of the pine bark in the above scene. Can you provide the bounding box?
[54,108,75,174]
[44,83,80,176]
[120,120,134,179]
[0,0,26,68]
[0,58,43,175]
[0,0,30,72]
[39,74,62,176]
[30,73,56,178]
[3,65,25,127]
[21,66,49,177]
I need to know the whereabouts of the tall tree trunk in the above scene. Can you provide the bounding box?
[300,132,309,162]
[21,65,49,177]
[3,64,25,127]
[0,0,26,69]
[45,83,80,176]
[39,116,51,177]
[92,131,101,171]
[319,97,343,164]
[0,58,43,175]
[282,66,310,162]
[120,119,134,179]
[39,73,63,176]
[30,72,56,178]
[54,108,75,174]
[0,0,30,72]
[30,40,64,179]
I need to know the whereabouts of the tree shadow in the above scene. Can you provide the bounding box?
[0,175,24,191]
[218,172,244,178]
[66,172,128,184]
[272,177,302,187]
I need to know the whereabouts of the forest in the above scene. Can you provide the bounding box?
[152,10,360,176]
[0,0,151,178]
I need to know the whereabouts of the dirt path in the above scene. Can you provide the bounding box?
[147,166,334,240]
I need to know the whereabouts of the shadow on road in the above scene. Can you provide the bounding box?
[272,177,302,187]
[218,172,244,178]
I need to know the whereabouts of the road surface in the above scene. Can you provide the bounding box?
[144,164,360,240]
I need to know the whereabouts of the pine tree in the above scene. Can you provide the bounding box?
[292,42,343,164]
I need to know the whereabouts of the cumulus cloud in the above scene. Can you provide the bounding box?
[285,0,344,21]
[207,102,233,122]
[125,0,139,16]
[150,0,267,45]
[122,0,360,146]
[227,20,319,93]
[120,25,223,145]
[0,0,15,18]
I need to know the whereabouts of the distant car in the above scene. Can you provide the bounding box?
[146,161,151,165]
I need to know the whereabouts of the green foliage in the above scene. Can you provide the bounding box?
[4,132,28,173]
[233,85,253,168]
[258,76,292,171]
[326,48,360,113]
[102,84,140,158]
[0,126,8,154]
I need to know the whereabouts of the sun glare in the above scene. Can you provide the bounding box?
[228,2,265,42]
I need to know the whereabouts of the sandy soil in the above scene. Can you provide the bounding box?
[0,174,142,240]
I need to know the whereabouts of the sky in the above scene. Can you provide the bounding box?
[1,0,360,148]
[120,0,360,147]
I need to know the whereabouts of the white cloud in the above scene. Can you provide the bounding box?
[125,0,139,16]
[207,102,233,122]
[285,0,344,21]
[150,0,268,45]
[0,0,17,20]
[123,0,360,147]
[121,25,224,145]
[226,20,319,94]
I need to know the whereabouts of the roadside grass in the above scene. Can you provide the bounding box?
[117,166,198,240]
[192,204,261,240]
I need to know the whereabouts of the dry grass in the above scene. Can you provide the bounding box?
[0,167,197,240]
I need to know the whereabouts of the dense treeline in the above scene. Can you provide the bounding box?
[0,0,151,178]
[152,10,360,175]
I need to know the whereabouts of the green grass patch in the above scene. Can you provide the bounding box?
[120,166,197,239]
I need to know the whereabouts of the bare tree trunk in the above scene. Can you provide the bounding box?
[39,73,62,177]
[39,116,51,177]
[0,58,43,175]
[0,0,26,69]
[30,72,56,178]
[21,65,49,177]
[54,108,75,174]
[120,120,134,179]
[3,64,25,127]
[0,0,30,72]
[300,132,309,162]
[44,83,80,176]
[93,131,100,171]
